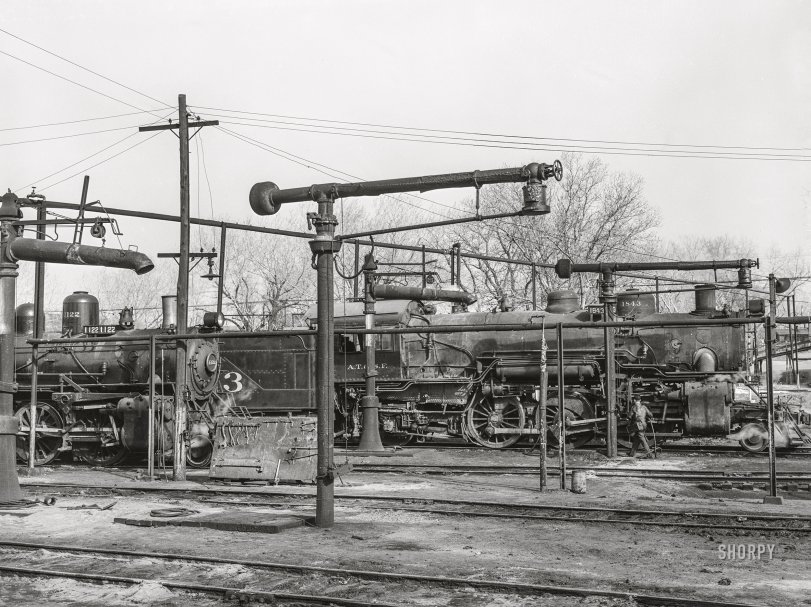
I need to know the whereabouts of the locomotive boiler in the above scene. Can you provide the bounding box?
[13,293,220,466]
[216,284,761,450]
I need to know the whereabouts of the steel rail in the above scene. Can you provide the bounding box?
[0,544,762,607]
[349,463,811,481]
[0,563,400,607]
[22,480,811,522]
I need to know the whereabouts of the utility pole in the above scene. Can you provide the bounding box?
[139,94,218,480]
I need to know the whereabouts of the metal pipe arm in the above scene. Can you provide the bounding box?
[7,236,154,274]
[372,283,477,305]
[250,162,561,215]
[554,258,758,278]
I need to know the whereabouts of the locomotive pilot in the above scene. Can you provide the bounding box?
[627,397,654,458]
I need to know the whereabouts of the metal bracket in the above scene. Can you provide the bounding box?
[0,415,19,435]
[0,381,18,394]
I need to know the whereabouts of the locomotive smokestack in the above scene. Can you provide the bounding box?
[162,295,177,330]
[693,285,717,316]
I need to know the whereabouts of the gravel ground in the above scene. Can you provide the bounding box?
[3,444,810,606]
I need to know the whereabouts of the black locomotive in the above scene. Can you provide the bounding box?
[13,293,220,466]
[216,285,773,450]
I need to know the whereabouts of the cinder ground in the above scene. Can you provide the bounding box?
[2,439,810,607]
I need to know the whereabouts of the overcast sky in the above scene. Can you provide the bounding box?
[2,0,809,309]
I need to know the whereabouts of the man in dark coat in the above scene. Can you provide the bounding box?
[627,397,654,457]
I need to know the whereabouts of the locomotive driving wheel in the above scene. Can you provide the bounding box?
[75,443,128,467]
[465,395,525,448]
[541,390,596,449]
[14,403,64,466]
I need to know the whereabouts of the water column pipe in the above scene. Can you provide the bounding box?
[250,161,562,528]
[0,191,153,504]
[357,253,385,452]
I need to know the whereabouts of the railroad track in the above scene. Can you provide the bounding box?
[0,542,767,607]
[21,482,811,533]
[349,463,811,483]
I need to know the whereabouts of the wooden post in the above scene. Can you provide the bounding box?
[148,335,156,480]
[538,325,548,490]
[557,323,566,490]
[216,225,226,317]
[173,94,190,481]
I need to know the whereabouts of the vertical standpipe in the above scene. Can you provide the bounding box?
[249,162,562,529]
[0,190,153,503]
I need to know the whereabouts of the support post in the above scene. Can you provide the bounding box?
[216,226,226,317]
[33,204,45,339]
[532,262,537,311]
[358,253,384,452]
[765,319,777,499]
[421,245,427,289]
[765,274,778,500]
[604,303,618,458]
[538,326,548,491]
[353,242,360,299]
[654,277,660,313]
[27,343,37,470]
[0,194,25,503]
[173,93,190,481]
[310,190,340,528]
[556,323,566,490]
[792,295,800,387]
[148,335,156,480]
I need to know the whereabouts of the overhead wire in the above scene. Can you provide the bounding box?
[199,109,811,162]
[195,105,810,154]
[0,124,156,147]
[0,27,173,113]
[0,49,169,120]
[0,110,166,132]
[208,121,461,216]
[215,118,811,162]
[15,110,175,193]
[215,125,456,220]
[35,131,163,193]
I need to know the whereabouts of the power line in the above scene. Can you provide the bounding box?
[0,27,173,112]
[215,119,811,163]
[14,111,175,193]
[36,131,163,193]
[198,133,215,219]
[216,126,455,220]
[0,124,151,147]
[14,131,139,193]
[0,48,169,120]
[206,122,461,215]
[198,105,811,157]
[0,110,164,132]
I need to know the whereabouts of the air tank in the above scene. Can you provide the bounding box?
[545,290,580,314]
[15,303,36,336]
[693,285,717,316]
[62,291,99,335]
[162,295,177,330]
[616,289,656,318]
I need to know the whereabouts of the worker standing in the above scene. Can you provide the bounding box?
[627,397,654,458]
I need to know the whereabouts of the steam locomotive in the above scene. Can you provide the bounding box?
[216,285,773,450]
[13,293,221,467]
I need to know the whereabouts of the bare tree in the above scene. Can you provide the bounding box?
[429,153,660,311]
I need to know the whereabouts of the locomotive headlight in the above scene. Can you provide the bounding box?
[205,352,219,374]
